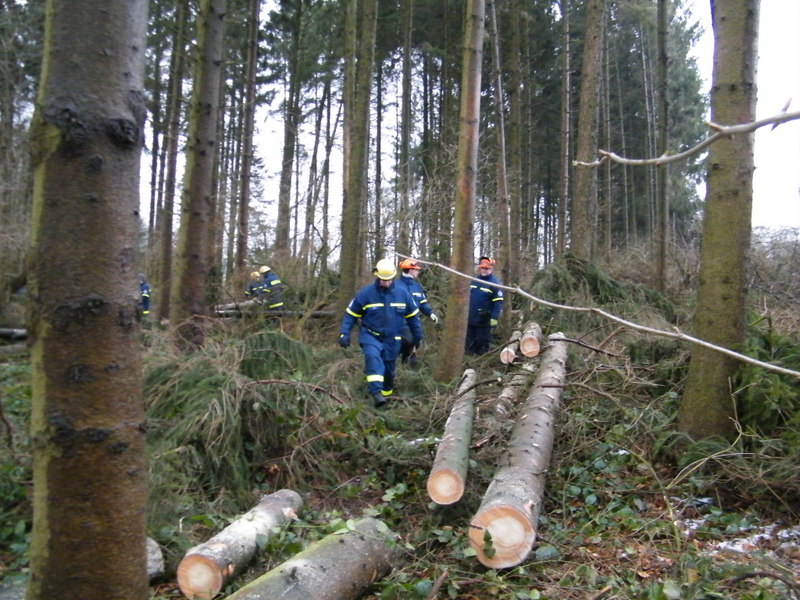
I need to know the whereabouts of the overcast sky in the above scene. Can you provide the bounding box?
[688,0,800,229]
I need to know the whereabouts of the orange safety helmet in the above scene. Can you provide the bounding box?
[477,256,495,268]
[399,258,421,271]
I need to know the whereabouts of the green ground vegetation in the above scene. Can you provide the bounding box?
[2,236,799,599]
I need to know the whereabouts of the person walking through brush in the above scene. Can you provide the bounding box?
[139,273,151,316]
[339,258,423,408]
[258,264,285,310]
[466,256,504,355]
[396,258,439,366]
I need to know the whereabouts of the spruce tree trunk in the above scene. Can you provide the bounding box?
[157,0,188,322]
[679,0,759,440]
[338,0,377,310]
[571,0,605,260]
[234,0,261,291]
[434,0,485,383]
[26,1,149,598]
[171,0,226,347]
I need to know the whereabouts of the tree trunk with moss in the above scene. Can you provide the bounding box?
[571,0,605,260]
[170,0,226,347]
[337,0,377,310]
[26,1,149,598]
[679,0,759,440]
[225,518,397,600]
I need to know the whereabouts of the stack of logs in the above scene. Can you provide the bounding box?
[174,322,566,597]
[428,324,568,569]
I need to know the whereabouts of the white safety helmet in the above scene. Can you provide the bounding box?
[374,258,397,280]
[258,265,271,274]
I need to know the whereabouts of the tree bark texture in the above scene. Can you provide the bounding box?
[177,489,303,599]
[170,0,226,347]
[26,1,149,598]
[427,369,477,505]
[224,517,397,600]
[571,0,606,260]
[434,0,485,383]
[469,339,568,568]
[478,362,535,426]
[679,0,759,440]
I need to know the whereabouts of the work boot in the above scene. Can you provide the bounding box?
[370,392,387,408]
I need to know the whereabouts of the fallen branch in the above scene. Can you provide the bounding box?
[401,256,800,380]
[574,107,800,168]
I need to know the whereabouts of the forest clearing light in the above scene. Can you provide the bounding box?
[688,0,800,229]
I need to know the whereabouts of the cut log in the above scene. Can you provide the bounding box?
[427,369,477,505]
[519,322,544,357]
[177,489,303,600]
[499,330,521,364]
[469,337,567,568]
[0,328,26,340]
[224,517,397,600]
[478,362,536,425]
[146,536,164,581]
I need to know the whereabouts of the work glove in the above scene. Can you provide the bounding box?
[338,333,350,348]
[490,319,498,327]
[430,313,439,324]
[412,338,422,349]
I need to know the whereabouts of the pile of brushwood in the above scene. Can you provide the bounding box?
[2,241,800,599]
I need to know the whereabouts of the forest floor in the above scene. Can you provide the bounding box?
[2,251,800,599]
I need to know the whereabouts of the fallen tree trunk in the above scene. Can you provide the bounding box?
[519,322,544,357]
[499,330,521,364]
[477,363,536,426]
[427,369,477,505]
[224,517,397,600]
[177,489,303,599]
[0,328,26,340]
[469,337,568,568]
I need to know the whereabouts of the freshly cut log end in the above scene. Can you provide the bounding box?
[468,504,536,569]
[427,468,465,505]
[177,553,225,600]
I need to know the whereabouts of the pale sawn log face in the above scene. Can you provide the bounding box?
[177,489,304,598]
[468,341,568,569]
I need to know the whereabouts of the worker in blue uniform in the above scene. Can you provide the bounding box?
[339,258,423,408]
[466,256,504,355]
[396,258,439,366]
[245,270,265,298]
[139,273,151,316]
[258,265,284,310]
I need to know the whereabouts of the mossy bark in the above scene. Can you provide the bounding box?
[26,2,149,599]
[679,0,759,441]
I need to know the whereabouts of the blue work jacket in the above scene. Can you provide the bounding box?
[340,279,423,345]
[397,274,434,318]
[468,272,504,326]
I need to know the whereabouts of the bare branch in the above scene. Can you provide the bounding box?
[401,255,800,380]
[574,107,800,168]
